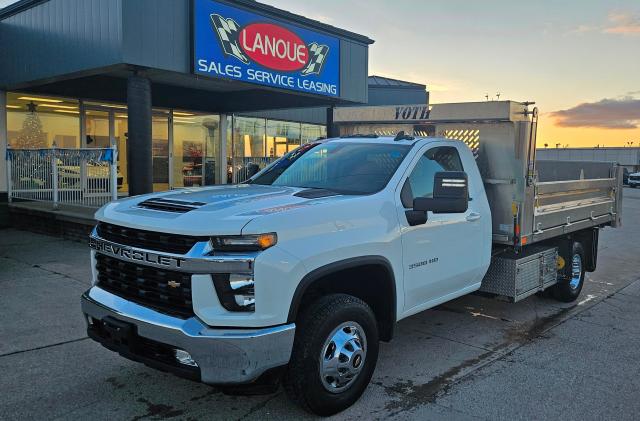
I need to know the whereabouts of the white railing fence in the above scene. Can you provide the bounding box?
[232,156,279,183]
[6,146,118,208]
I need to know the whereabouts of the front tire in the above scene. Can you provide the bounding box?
[552,242,585,302]
[284,294,379,416]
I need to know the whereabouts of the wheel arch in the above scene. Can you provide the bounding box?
[539,227,599,274]
[287,256,397,342]
[561,228,599,273]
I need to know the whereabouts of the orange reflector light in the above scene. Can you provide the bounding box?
[521,236,528,245]
[557,256,566,270]
[256,233,278,249]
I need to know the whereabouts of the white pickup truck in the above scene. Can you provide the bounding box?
[82,102,623,415]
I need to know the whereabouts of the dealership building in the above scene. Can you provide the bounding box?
[0,0,429,224]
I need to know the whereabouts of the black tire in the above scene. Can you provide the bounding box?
[283,294,379,416]
[552,242,585,302]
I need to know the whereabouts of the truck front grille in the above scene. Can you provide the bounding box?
[95,254,194,319]
[630,175,640,182]
[96,222,208,254]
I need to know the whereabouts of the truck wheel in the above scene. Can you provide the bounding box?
[552,242,585,302]
[283,294,379,416]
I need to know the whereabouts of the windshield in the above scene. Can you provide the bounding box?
[248,142,411,195]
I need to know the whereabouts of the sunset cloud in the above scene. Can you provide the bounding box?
[604,11,640,35]
[551,96,640,129]
[566,24,598,35]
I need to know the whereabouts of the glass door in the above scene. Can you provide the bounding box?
[173,112,220,188]
[152,113,170,192]
[82,105,172,193]
[113,111,128,193]
[84,107,127,193]
[84,109,111,148]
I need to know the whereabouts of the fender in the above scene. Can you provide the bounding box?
[287,256,397,341]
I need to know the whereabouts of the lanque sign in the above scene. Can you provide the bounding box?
[239,23,308,71]
[193,0,340,97]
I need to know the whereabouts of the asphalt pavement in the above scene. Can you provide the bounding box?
[1,186,639,420]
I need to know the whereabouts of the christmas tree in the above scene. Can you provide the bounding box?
[14,102,47,149]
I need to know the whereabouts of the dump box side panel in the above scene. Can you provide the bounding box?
[529,161,622,243]
[434,120,532,245]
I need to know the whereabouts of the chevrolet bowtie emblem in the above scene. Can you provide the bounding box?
[167,280,181,288]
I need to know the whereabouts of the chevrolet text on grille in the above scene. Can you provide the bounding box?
[89,237,185,268]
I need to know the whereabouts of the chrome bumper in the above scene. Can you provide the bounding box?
[81,287,295,384]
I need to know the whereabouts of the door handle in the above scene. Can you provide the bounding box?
[466,212,481,222]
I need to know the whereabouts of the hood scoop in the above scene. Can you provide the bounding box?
[137,198,206,213]
[293,188,340,199]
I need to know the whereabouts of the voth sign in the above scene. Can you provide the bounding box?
[194,0,340,97]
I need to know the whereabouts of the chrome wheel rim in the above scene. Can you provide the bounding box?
[569,254,582,289]
[319,321,367,393]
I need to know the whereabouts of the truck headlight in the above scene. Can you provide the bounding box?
[210,233,277,252]
[213,274,255,312]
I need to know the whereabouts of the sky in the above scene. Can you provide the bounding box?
[1,0,638,147]
[262,0,640,147]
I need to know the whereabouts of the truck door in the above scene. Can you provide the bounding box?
[396,144,484,312]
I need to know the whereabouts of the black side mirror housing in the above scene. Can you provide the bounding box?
[405,210,428,226]
[413,171,469,214]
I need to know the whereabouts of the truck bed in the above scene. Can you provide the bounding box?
[529,160,622,243]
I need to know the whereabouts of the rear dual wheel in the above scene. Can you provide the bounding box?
[552,241,585,302]
[284,294,379,416]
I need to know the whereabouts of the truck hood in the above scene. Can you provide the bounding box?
[95,184,346,236]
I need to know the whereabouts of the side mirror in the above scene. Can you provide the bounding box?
[405,210,427,226]
[413,171,469,214]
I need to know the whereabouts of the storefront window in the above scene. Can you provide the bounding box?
[5,92,326,191]
[266,120,301,157]
[173,113,220,188]
[233,116,266,159]
[231,117,266,183]
[229,117,326,183]
[301,123,327,144]
[6,93,79,149]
